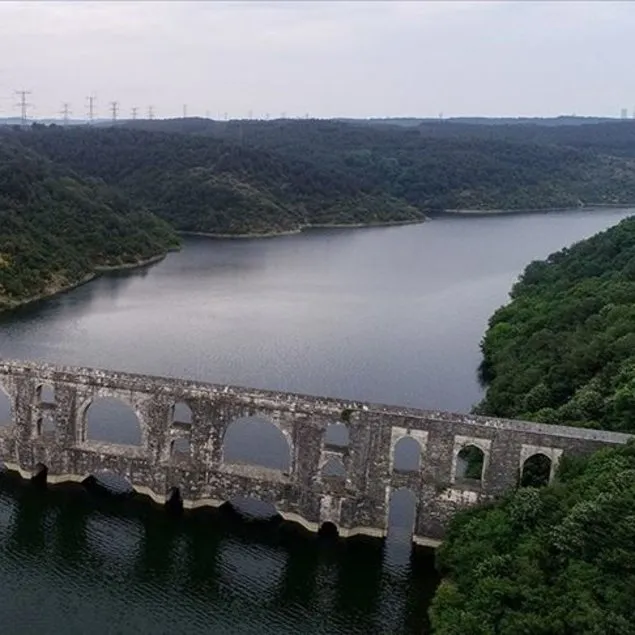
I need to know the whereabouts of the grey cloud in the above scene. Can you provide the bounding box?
[0,1,633,119]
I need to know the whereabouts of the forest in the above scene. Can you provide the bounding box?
[429,207,635,632]
[6,125,423,235]
[4,121,635,239]
[430,442,635,634]
[119,117,635,207]
[476,213,635,433]
[0,138,178,309]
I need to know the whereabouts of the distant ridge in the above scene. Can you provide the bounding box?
[336,115,620,127]
[0,115,624,128]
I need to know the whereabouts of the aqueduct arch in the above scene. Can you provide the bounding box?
[0,359,629,545]
[0,383,13,428]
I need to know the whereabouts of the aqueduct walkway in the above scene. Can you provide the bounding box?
[0,360,630,545]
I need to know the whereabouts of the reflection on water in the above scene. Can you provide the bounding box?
[0,475,437,634]
[1,210,632,413]
[1,211,633,632]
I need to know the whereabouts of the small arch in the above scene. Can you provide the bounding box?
[37,413,56,438]
[393,436,421,472]
[85,470,134,495]
[226,496,280,521]
[171,402,192,425]
[171,437,191,459]
[341,408,354,423]
[84,397,142,446]
[0,386,12,427]
[520,453,552,488]
[223,415,291,472]
[324,422,349,448]
[387,487,417,538]
[318,521,339,539]
[36,384,55,405]
[456,444,485,482]
[322,456,346,478]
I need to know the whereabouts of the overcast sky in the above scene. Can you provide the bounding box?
[0,0,633,120]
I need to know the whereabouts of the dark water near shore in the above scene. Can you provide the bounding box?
[0,209,633,634]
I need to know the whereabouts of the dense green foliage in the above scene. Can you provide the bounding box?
[5,121,635,239]
[119,118,635,212]
[3,117,635,312]
[0,140,178,308]
[476,214,635,432]
[409,120,635,159]
[432,204,635,633]
[430,443,635,634]
[10,125,422,235]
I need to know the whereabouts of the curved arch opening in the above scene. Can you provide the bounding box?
[322,456,346,479]
[223,416,291,472]
[520,453,552,488]
[0,387,12,427]
[318,521,339,539]
[225,496,280,521]
[84,470,134,496]
[36,384,55,405]
[171,437,191,459]
[37,413,56,438]
[387,487,417,540]
[172,402,192,425]
[324,422,349,448]
[456,445,485,483]
[393,436,421,472]
[85,398,142,446]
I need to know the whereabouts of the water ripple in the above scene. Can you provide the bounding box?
[0,476,436,634]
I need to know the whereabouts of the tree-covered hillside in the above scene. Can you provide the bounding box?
[7,122,635,239]
[432,184,635,634]
[9,125,423,235]
[117,118,635,212]
[475,214,635,433]
[0,140,178,309]
[410,120,635,159]
[430,442,635,634]
[4,119,635,311]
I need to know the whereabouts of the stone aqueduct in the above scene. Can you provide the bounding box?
[0,360,630,546]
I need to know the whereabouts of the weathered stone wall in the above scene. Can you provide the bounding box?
[0,359,631,544]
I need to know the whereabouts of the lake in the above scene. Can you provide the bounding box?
[0,208,632,633]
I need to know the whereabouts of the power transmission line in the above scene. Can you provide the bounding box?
[15,90,32,127]
[60,102,71,126]
[86,95,96,124]
[148,105,154,120]
[131,106,138,121]
[110,100,119,123]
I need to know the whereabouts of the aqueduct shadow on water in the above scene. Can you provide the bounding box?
[0,360,630,545]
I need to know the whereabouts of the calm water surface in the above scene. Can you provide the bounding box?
[0,209,632,634]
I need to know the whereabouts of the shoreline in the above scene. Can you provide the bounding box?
[3,203,630,314]
[438,203,635,216]
[0,252,171,315]
[180,217,427,240]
